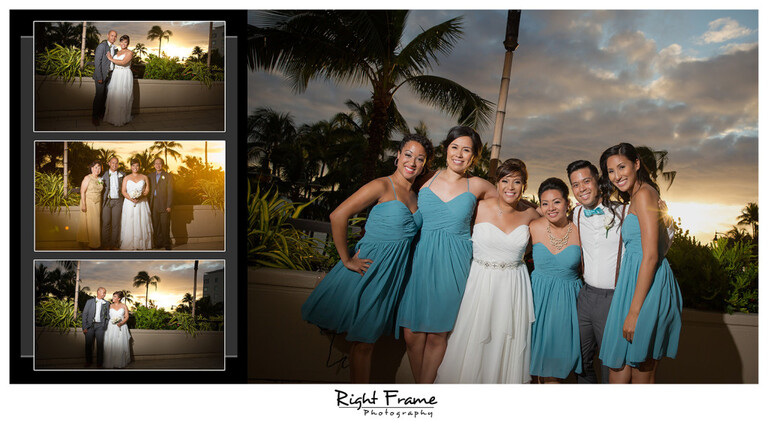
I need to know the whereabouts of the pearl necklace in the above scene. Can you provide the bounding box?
[546,222,572,250]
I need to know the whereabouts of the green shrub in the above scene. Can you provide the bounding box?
[35,44,94,83]
[35,296,80,333]
[196,177,225,210]
[247,181,322,270]
[169,312,198,337]
[182,61,224,88]
[143,55,185,81]
[666,223,729,312]
[35,171,81,214]
[132,305,172,330]
[710,238,758,314]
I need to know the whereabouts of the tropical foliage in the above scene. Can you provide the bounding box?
[35,297,81,333]
[247,182,323,270]
[248,10,493,183]
[35,44,94,83]
[35,171,81,213]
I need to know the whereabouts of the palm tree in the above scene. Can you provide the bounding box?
[636,146,676,190]
[192,260,199,320]
[248,10,493,183]
[132,271,161,308]
[147,25,173,57]
[246,107,297,176]
[190,46,205,62]
[95,148,118,166]
[737,202,758,238]
[150,141,183,166]
[133,43,149,61]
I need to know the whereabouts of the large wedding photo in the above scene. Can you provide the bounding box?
[34,140,225,251]
[247,9,758,385]
[33,20,225,132]
[34,259,225,370]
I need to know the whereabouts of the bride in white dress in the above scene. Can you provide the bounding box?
[120,159,153,250]
[436,158,540,383]
[103,291,132,369]
[103,34,134,126]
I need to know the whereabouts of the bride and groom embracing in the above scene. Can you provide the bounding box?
[82,288,131,369]
[92,29,134,127]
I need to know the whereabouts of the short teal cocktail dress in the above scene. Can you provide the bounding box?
[529,243,583,379]
[600,213,683,368]
[396,174,476,336]
[301,178,422,343]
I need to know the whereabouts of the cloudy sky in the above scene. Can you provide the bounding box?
[38,260,225,309]
[247,10,758,242]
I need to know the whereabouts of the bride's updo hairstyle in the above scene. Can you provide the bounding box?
[120,35,130,44]
[496,158,528,193]
[112,291,125,300]
[442,126,483,168]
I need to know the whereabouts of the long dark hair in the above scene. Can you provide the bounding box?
[598,142,659,206]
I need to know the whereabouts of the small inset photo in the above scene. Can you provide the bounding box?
[34,21,225,132]
[34,140,225,251]
[34,259,225,370]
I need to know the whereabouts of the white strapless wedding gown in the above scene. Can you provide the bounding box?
[435,222,536,383]
[103,307,131,369]
[120,179,153,250]
[103,54,133,126]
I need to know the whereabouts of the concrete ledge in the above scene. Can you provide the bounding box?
[248,267,759,384]
[35,75,224,116]
[35,204,224,250]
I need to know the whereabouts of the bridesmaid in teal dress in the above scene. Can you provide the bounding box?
[396,126,496,384]
[598,143,682,383]
[301,134,433,383]
[528,177,583,383]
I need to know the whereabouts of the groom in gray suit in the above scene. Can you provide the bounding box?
[82,287,110,368]
[92,30,118,126]
[101,156,125,249]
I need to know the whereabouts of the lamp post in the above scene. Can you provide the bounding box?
[488,10,521,183]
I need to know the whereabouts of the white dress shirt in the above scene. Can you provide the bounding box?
[575,203,625,290]
[109,170,120,199]
[108,43,116,70]
[94,299,105,322]
[576,203,675,290]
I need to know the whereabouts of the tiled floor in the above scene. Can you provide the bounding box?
[35,108,225,132]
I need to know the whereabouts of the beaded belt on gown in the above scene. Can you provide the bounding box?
[472,258,523,269]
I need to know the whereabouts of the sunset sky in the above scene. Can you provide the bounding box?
[37,260,225,310]
[247,10,758,243]
[89,21,225,60]
[46,141,226,173]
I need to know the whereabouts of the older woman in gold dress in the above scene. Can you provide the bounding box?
[77,161,104,249]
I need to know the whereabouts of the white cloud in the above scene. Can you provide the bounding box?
[698,18,752,44]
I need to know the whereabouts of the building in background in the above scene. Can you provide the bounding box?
[203,268,224,304]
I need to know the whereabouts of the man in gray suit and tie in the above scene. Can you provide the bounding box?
[101,156,125,249]
[149,157,174,250]
[82,287,110,368]
[92,30,118,126]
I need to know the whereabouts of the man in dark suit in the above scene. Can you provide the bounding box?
[92,30,117,126]
[101,156,125,249]
[82,287,110,368]
[149,157,174,249]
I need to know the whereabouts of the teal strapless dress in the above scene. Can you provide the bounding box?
[396,187,476,336]
[529,243,583,379]
[301,200,422,343]
[600,213,683,368]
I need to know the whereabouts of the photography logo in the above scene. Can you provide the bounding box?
[336,389,436,418]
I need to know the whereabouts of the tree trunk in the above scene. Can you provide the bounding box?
[207,22,213,68]
[80,22,87,70]
[362,91,392,184]
[192,260,199,320]
[63,142,68,197]
[73,261,81,322]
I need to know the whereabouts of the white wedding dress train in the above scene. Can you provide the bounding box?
[103,54,133,126]
[120,179,153,250]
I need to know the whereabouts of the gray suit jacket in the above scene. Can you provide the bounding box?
[149,171,174,211]
[92,41,113,82]
[82,298,110,331]
[101,170,125,205]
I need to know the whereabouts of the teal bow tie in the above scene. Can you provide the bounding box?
[584,207,604,217]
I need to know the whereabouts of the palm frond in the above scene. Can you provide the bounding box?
[396,16,464,76]
[405,75,494,130]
